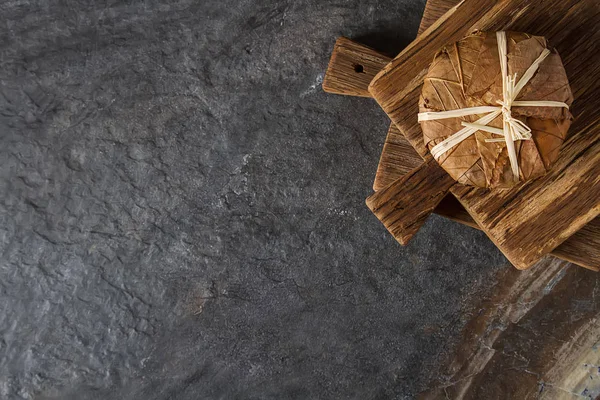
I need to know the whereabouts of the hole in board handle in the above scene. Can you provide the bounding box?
[354,64,364,73]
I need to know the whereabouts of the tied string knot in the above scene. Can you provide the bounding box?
[499,101,532,142]
[499,73,531,142]
[493,86,532,143]
[418,32,569,180]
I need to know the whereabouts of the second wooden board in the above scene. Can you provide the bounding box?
[369,0,600,269]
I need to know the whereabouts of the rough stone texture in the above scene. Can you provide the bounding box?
[0,1,511,399]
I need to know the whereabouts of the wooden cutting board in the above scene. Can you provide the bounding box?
[367,0,600,269]
[323,36,600,271]
[322,0,600,271]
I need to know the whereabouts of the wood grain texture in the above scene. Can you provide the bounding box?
[373,124,423,191]
[417,0,459,35]
[366,158,455,245]
[556,220,600,272]
[322,37,391,97]
[368,0,600,269]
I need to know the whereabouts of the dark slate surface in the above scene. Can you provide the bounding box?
[0,1,508,398]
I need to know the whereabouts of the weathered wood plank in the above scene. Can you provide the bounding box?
[366,158,455,245]
[417,0,459,35]
[368,0,600,269]
[373,124,423,191]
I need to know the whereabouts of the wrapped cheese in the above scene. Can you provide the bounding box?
[419,31,573,188]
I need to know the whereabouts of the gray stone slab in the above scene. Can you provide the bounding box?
[0,1,508,398]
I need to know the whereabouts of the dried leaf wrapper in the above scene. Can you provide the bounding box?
[419,31,573,188]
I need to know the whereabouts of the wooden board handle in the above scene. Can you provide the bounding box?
[322,37,391,97]
[366,158,455,245]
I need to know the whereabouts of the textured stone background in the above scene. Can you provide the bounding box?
[0,1,512,399]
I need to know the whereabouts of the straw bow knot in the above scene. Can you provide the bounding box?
[498,97,532,142]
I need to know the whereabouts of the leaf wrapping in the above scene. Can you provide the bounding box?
[419,31,573,188]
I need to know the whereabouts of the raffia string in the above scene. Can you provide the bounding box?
[418,31,570,179]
